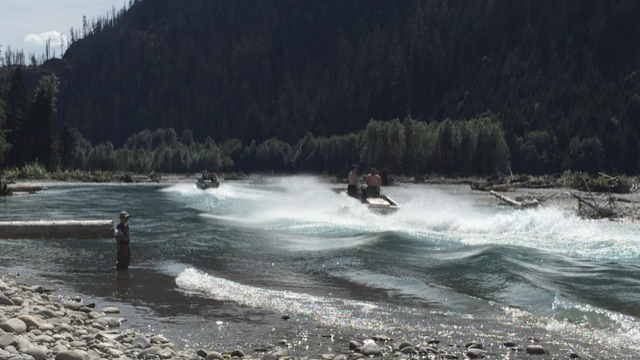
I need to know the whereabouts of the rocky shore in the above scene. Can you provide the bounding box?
[0,273,586,360]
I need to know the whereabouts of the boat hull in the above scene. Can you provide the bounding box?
[335,188,400,215]
[196,180,220,190]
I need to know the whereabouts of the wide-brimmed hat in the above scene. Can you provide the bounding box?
[120,210,131,219]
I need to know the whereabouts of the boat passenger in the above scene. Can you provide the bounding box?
[347,164,358,198]
[365,168,383,198]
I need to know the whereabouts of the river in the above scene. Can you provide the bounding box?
[1,176,639,358]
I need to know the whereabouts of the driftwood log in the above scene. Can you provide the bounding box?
[7,184,43,193]
[565,192,617,219]
[471,182,527,192]
[0,220,115,239]
[490,190,540,209]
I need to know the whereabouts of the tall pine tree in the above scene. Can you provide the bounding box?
[4,67,29,167]
[30,74,60,170]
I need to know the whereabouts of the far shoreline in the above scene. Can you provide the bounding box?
[5,172,639,223]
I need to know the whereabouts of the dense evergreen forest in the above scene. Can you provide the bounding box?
[1,0,640,176]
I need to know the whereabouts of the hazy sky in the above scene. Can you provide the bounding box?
[1,0,119,60]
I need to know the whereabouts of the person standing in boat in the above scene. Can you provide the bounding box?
[347,164,358,198]
[365,168,383,198]
[115,210,132,270]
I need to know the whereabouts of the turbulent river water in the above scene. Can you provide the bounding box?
[1,177,640,358]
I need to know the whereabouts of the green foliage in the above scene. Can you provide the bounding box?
[560,170,636,193]
[2,162,49,179]
[0,97,10,165]
[37,112,508,177]
[569,136,605,173]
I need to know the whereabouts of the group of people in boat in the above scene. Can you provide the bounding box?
[347,164,383,201]
[197,169,218,182]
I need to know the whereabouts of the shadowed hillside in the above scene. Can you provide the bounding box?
[8,0,640,175]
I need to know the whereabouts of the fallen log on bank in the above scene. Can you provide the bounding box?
[6,184,43,193]
[490,190,540,209]
[0,220,115,239]
[471,181,528,192]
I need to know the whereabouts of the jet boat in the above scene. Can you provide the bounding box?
[195,178,220,190]
[335,188,400,215]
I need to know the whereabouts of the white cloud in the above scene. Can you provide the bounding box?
[24,31,67,47]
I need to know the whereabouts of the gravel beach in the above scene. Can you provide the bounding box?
[0,273,585,360]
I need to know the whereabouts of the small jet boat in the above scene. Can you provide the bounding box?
[363,194,400,215]
[195,178,220,190]
[335,188,400,215]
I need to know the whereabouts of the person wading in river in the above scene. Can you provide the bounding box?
[115,210,132,270]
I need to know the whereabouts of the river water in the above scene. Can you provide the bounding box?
[1,177,639,358]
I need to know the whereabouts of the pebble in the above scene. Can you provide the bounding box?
[101,307,120,314]
[526,344,550,355]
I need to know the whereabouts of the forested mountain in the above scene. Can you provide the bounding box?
[4,0,640,175]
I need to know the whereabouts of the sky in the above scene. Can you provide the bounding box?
[0,0,120,61]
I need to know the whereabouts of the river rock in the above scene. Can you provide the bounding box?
[151,334,169,343]
[260,354,277,360]
[87,312,103,320]
[55,350,91,360]
[0,333,18,346]
[0,293,15,306]
[400,346,417,354]
[23,347,47,360]
[465,348,486,358]
[136,346,163,358]
[96,317,120,328]
[526,344,549,355]
[101,307,120,314]
[360,341,381,356]
[132,336,152,349]
[204,351,225,360]
[10,297,24,306]
[36,309,58,319]
[349,340,361,349]
[27,285,44,293]
[56,324,75,334]
[17,314,46,329]
[15,336,34,350]
[62,302,83,311]
[230,349,245,357]
[397,341,413,350]
[0,318,27,333]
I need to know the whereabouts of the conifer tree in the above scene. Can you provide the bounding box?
[30,74,60,170]
[4,67,29,167]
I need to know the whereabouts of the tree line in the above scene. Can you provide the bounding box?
[42,0,640,176]
[0,65,512,176]
[2,0,640,176]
